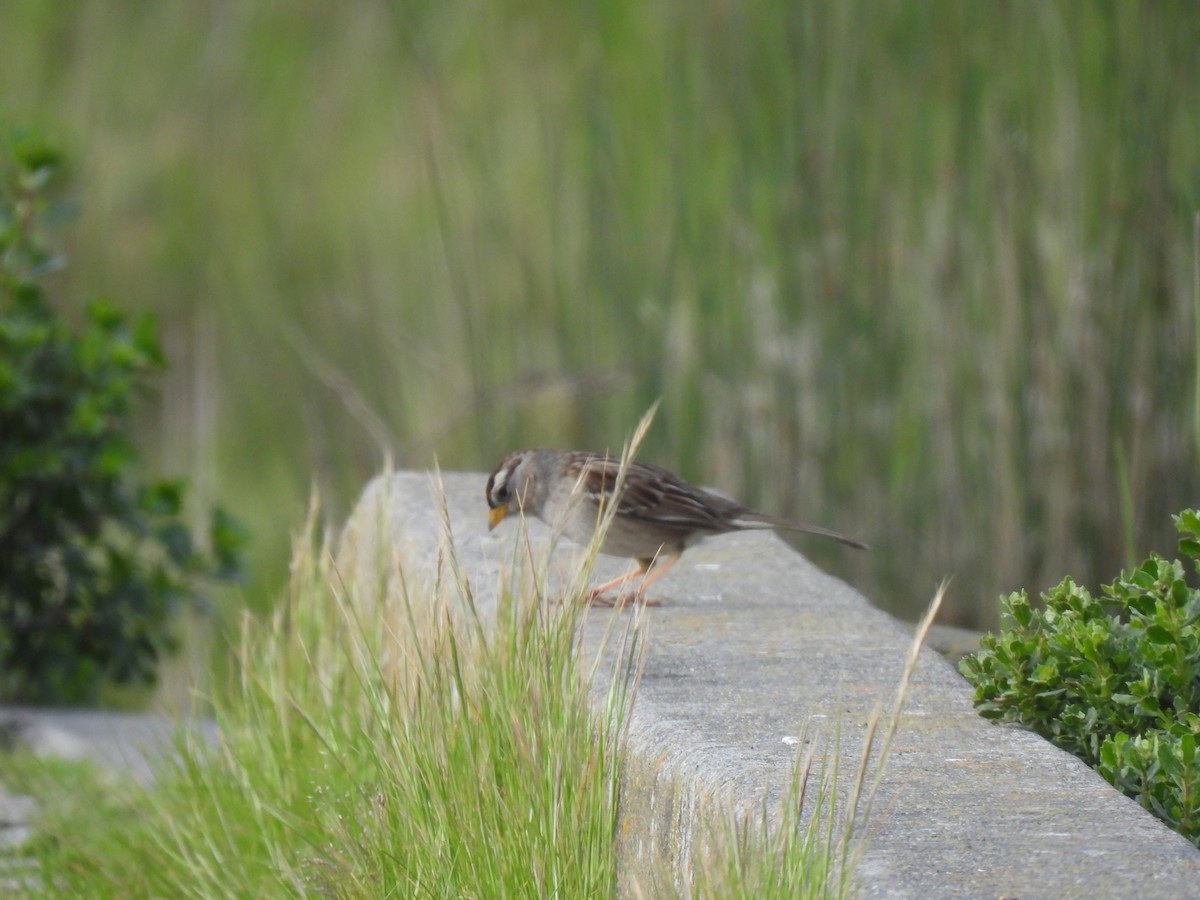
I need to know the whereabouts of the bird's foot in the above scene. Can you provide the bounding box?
[586,587,662,608]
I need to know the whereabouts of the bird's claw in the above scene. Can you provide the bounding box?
[585,588,662,608]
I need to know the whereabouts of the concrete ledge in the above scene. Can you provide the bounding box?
[339,471,1200,897]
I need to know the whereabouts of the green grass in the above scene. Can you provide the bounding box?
[2,1,1196,629]
[8,498,634,896]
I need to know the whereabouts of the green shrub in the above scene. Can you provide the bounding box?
[0,128,246,704]
[960,510,1200,844]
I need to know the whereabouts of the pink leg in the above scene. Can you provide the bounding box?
[586,562,650,606]
[587,553,680,607]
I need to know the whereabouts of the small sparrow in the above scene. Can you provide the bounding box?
[486,448,867,605]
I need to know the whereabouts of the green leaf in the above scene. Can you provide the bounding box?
[1176,510,1200,539]
[132,313,166,367]
[155,522,194,567]
[1144,624,1177,645]
[86,298,123,330]
[140,480,185,516]
[9,128,62,173]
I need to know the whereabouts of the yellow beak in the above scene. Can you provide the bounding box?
[488,506,508,530]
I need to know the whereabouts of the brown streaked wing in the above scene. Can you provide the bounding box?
[575,454,626,507]
[640,464,729,530]
[579,456,729,532]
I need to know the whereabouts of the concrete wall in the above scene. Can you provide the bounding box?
[340,471,1200,897]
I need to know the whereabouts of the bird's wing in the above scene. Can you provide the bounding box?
[577,456,730,532]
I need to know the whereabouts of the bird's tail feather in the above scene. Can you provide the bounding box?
[732,513,869,550]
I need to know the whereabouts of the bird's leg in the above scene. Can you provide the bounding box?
[586,561,650,607]
[624,552,679,605]
[588,553,680,608]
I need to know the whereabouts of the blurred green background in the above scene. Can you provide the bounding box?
[3,1,1198,628]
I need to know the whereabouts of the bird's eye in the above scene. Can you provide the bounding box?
[488,470,510,506]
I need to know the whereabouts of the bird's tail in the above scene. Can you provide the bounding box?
[733,513,869,550]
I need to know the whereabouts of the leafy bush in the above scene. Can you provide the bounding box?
[0,129,246,704]
[960,510,1200,844]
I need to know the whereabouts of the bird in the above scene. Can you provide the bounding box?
[485,448,867,606]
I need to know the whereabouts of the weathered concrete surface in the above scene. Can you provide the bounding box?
[338,471,1200,898]
[0,708,218,787]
